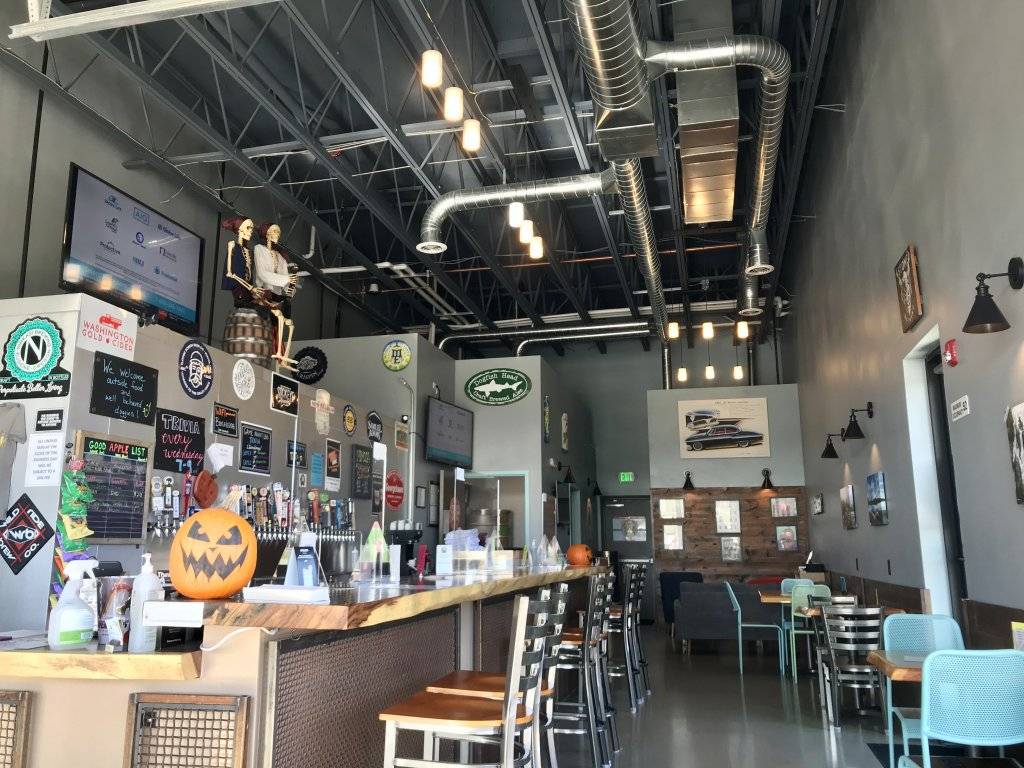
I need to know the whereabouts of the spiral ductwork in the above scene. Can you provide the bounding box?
[738,273,762,317]
[417,168,616,254]
[612,158,668,335]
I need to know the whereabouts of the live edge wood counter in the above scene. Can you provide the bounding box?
[203,566,603,632]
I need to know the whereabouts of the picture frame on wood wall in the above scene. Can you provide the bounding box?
[894,243,924,333]
[721,536,742,562]
[770,496,798,518]
[775,525,798,552]
[714,500,741,533]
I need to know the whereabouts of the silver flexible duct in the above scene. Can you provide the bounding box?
[516,328,652,355]
[611,158,668,335]
[438,320,651,352]
[738,273,760,317]
[417,168,616,254]
[646,36,791,278]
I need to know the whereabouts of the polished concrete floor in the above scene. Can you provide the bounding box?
[554,627,887,768]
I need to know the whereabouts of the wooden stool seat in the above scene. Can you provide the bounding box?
[609,605,623,618]
[379,690,531,728]
[426,670,553,700]
[562,628,605,646]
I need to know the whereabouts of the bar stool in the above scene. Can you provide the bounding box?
[551,573,615,768]
[424,583,569,768]
[608,564,646,711]
[632,562,652,697]
[378,593,549,768]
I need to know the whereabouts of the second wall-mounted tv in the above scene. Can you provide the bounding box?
[425,397,474,468]
[60,164,205,335]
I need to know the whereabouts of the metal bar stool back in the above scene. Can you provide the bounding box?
[820,605,883,728]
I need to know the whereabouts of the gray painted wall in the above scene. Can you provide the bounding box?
[539,332,791,496]
[788,0,1024,609]
[648,384,805,489]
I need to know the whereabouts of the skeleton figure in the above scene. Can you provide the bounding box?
[221,217,261,307]
[253,223,300,368]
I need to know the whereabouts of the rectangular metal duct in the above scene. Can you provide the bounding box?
[673,0,739,224]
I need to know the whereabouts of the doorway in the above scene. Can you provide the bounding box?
[924,349,968,613]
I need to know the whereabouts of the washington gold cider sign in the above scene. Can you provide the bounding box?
[464,368,531,406]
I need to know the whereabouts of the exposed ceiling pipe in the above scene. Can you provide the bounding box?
[439,320,651,352]
[516,329,652,355]
[417,169,616,254]
[646,35,792,285]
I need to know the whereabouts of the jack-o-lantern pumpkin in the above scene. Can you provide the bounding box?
[169,507,257,599]
[566,543,593,567]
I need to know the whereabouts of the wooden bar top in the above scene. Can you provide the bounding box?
[203,566,602,632]
[0,646,202,681]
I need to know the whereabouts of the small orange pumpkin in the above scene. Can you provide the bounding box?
[566,543,593,567]
[169,507,257,599]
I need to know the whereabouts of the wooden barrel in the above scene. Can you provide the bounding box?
[223,308,273,367]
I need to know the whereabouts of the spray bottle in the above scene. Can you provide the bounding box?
[47,559,98,650]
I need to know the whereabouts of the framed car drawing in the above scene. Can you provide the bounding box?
[678,398,771,459]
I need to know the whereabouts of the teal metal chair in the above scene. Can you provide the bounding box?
[883,614,964,768]
[780,577,814,595]
[898,649,1024,767]
[725,581,785,675]
[786,583,830,680]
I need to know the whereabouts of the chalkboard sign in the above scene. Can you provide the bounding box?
[89,352,158,425]
[212,402,238,438]
[75,431,152,543]
[239,422,271,475]
[351,443,373,499]
[154,408,205,473]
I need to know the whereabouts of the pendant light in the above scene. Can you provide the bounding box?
[676,366,688,383]
[508,202,524,228]
[682,471,695,490]
[842,402,874,440]
[420,49,443,89]
[461,119,481,152]
[702,321,714,339]
[736,320,749,339]
[962,257,1023,333]
[443,86,464,122]
[667,321,680,340]
[518,219,534,244]
[529,235,544,261]
[761,468,775,490]
[732,340,744,381]
[704,363,715,380]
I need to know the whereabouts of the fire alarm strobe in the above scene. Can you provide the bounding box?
[943,339,959,367]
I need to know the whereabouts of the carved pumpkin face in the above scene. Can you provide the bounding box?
[169,507,257,599]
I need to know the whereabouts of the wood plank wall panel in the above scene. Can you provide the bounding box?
[827,571,927,614]
[961,599,1024,649]
[650,486,808,582]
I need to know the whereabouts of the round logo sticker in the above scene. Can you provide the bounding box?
[464,368,532,406]
[292,346,328,385]
[232,358,256,401]
[342,404,357,436]
[178,341,214,399]
[385,470,405,509]
[382,339,412,372]
[366,410,384,443]
[3,317,64,382]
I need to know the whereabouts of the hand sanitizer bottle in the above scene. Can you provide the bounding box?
[48,559,99,650]
[128,553,164,653]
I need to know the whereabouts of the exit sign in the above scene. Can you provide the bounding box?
[619,471,635,483]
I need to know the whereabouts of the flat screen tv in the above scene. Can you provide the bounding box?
[60,164,205,335]
[425,397,474,468]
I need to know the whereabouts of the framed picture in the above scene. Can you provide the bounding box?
[658,498,685,519]
[721,536,742,562]
[776,525,798,552]
[612,516,647,542]
[812,493,825,516]
[662,524,684,551]
[714,500,741,533]
[840,484,857,529]
[770,497,798,518]
[677,397,771,459]
[895,244,924,333]
[428,481,440,525]
[1005,402,1024,504]
[867,471,889,526]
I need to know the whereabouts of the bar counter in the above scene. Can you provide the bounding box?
[1,566,598,768]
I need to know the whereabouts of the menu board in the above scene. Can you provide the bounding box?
[351,443,373,499]
[239,422,271,475]
[89,352,158,425]
[76,431,152,542]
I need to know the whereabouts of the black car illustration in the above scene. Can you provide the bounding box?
[685,424,764,451]
[685,409,720,429]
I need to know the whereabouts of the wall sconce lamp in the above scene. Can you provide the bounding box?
[682,471,695,490]
[963,257,1023,333]
[821,433,842,459]
[760,468,774,490]
[841,402,874,440]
